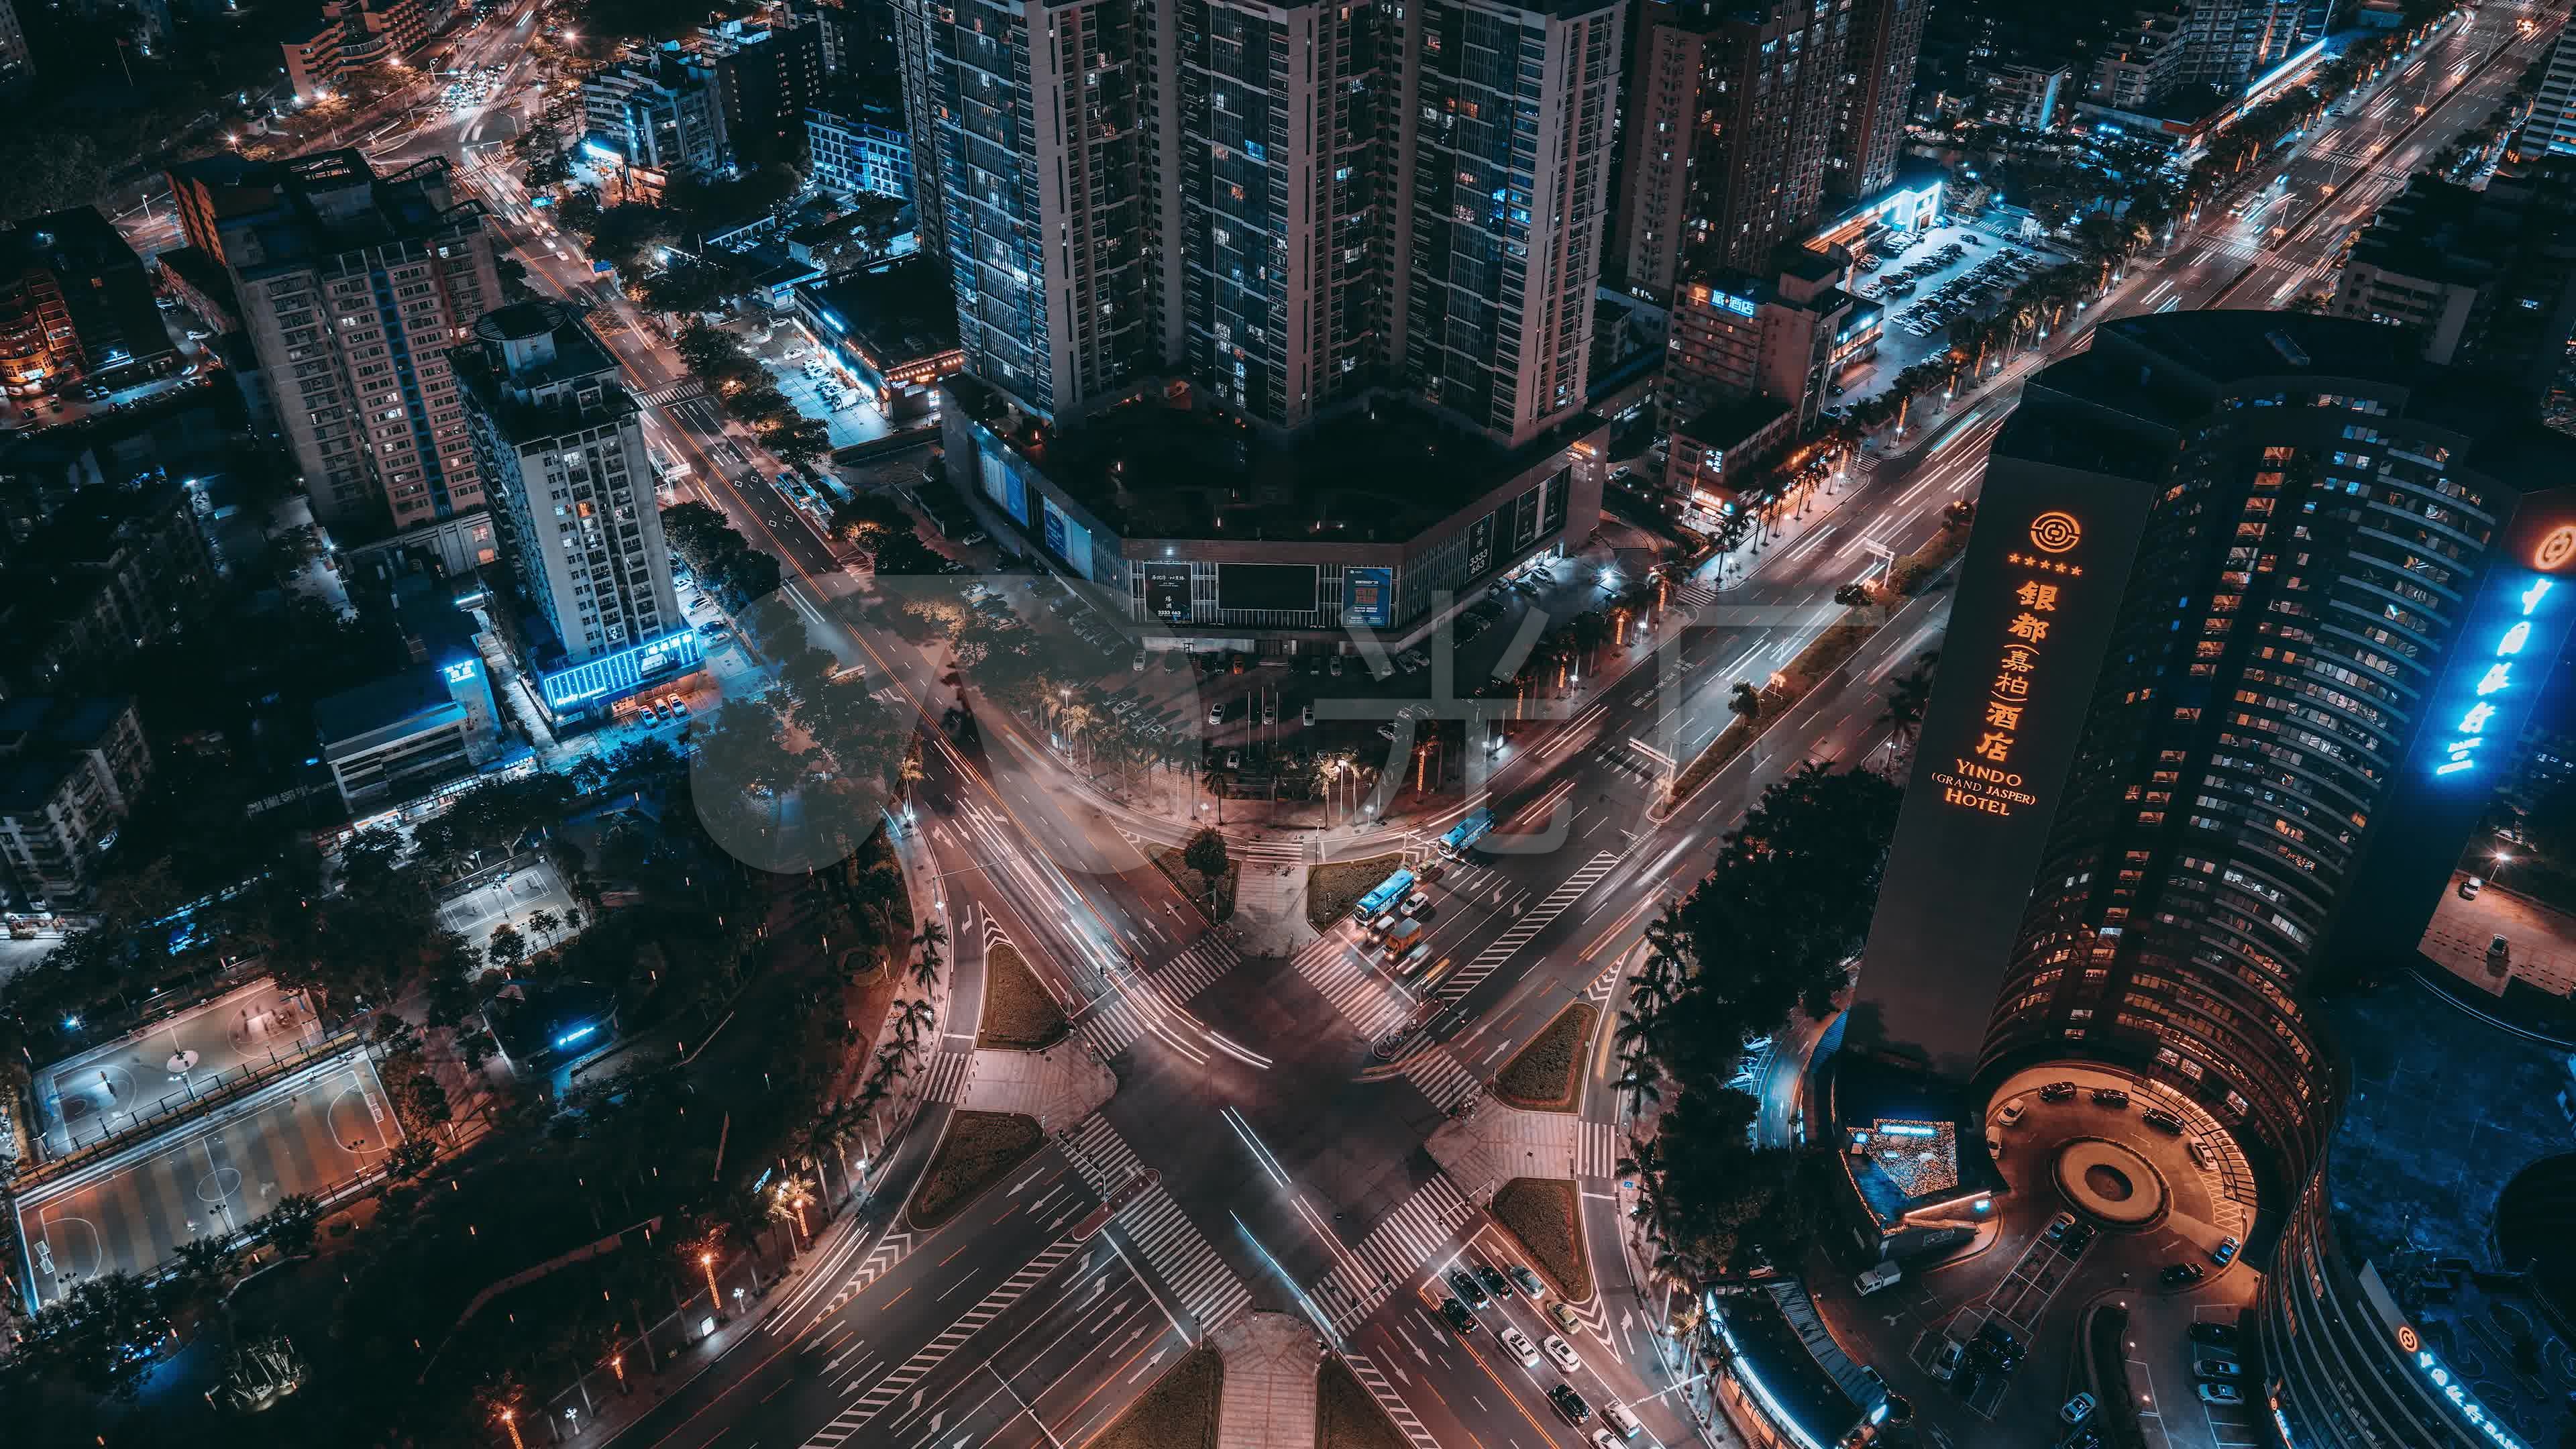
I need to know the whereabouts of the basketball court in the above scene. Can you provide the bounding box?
[33,977,326,1157]
[12,1054,398,1311]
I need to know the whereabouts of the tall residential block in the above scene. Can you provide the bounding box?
[1616,0,1852,299]
[0,697,152,907]
[450,302,688,708]
[2521,22,2576,160]
[898,0,1621,447]
[1827,0,1923,202]
[582,51,731,175]
[1402,0,1623,446]
[174,151,503,539]
[698,15,829,166]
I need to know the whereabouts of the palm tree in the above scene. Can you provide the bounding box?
[896,996,937,1044]
[1727,680,1762,725]
[527,908,561,947]
[1613,1006,1663,1063]
[908,919,949,993]
[1615,1059,1664,1119]
[1877,652,1939,751]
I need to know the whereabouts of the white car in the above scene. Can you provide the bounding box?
[1543,1334,1581,1374]
[1500,1327,1541,1367]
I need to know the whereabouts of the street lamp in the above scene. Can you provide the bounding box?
[698,1251,720,1313]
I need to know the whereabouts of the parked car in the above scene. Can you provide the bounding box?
[1440,1297,1478,1334]
[1931,1339,1966,1383]
[2163,1262,2207,1288]
[2061,1392,2097,1425]
[2196,1358,2241,1380]
[2143,1108,2185,1134]
[2198,1383,2243,1406]
[2092,1087,2132,1108]
[2460,875,2485,898]
[2189,1322,2241,1348]
[2063,1221,2097,1256]
[1996,1099,2027,1128]
[1511,1265,1546,1300]
[1544,1336,1582,1373]
[1500,1327,1541,1366]
[1599,1401,1643,1439]
[2040,1081,2078,1102]
[1978,1322,2025,1369]
[2045,1212,2077,1244]
[1475,1263,1514,1300]
[2212,1236,2241,1267]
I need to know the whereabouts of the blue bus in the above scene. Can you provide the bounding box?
[1354,869,1415,921]
[1440,807,1495,859]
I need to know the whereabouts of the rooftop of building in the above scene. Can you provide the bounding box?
[448,301,637,442]
[797,258,957,365]
[0,696,138,814]
[1706,1279,1875,1446]
[1675,394,1793,451]
[189,150,485,278]
[2320,971,2576,1449]
[313,667,464,754]
[0,206,145,277]
[947,374,1601,544]
[1825,1049,2008,1233]
[2009,311,2576,480]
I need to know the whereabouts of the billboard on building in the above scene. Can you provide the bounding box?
[1217,563,1318,612]
[980,447,1031,525]
[1513,488,1540,547]
[1144,563,1193,622]
[1342,566,1393,628]
[1466,513,1498,580]
[1042,496,1093,580]
[1851,466,2157,1082]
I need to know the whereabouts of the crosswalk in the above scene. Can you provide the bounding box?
[1289,934,1415,1040]
[1342,1353,1442,1449]
[1397,1045,1481,1112]
[1665,580,1721,610]
[1150,935,1240,1002]
[918,1049,971,1103]
[1077,994,1152,1061]
[639,378,708,407]
[1065,1117,1252,1334]
[1576,1118,1619,1179]
[1434,851,1620,1003]
[1313,1175,1476,1334]
[804,1237,1083,1442]
[2201,235,2337,290]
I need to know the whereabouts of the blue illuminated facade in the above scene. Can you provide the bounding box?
[535,631,704,714]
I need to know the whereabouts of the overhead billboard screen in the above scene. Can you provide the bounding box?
[1218,562,1318,612]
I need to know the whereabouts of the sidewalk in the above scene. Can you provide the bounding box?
[1213,1312,1322,1449]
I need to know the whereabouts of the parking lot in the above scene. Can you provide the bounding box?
[12,1053,397,1311]
[34,978,325,1158]
[1830,222,2074,409]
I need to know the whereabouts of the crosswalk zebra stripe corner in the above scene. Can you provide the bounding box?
[1315,1174,1476,1333]
[1342,1352,1442,1449]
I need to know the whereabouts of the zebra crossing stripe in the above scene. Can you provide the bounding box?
[640,379,708,407]
[1291,938,1413,1038]
[802,1230,916,1324]
[1317,1175,1475,1332]
[1342,1352,1442,1449]
[802,1238,1082,1442]
[920,1049,971,1103]
[1434,852,1619,1002]
[1578,1119,1617,1179]
[1067,1118,1253,1333]
[1399,1047,1479,1112]
[1151,936,1240,1002]
[1078,998,1148,1060]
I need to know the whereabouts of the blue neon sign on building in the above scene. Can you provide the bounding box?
[538,631,704,712]
[2434,576,2555,779]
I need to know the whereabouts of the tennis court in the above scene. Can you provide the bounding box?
[13,1053,398,1311]
[34,977,325,1157]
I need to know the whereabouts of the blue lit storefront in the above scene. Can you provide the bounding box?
[1808,172,1945,256]
[534,631,704,720]
[1703,1281,1890,1449]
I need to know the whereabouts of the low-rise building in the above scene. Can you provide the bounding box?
[1665,395,1795,521]
[1974,60,2070,131]
[582,50,731,176]
[1702,1279,1892,1449]
[313,660,498,811]
[944,375,1607,653]
[806,87,913,204]
[2331,164,2576,388]
[0,696,152,907]
[793,259,960,417]
[0,207,180,400]
[0,482,215,696]
[280,0,430,105]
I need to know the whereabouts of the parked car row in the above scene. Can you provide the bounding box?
[1437,1256,1645,1441]
[1892,247,2047,337]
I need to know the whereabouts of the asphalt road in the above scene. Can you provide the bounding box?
[335,5,2557,1445]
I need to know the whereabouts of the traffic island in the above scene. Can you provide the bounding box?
[1155,845,1240,924]
[1091,1344,1225,1449]
[977,942,1071,1050]
[1491,1177,1592,1301]
[906,1110,1042,1230]
[1210,1312,1320,1449]
[1316,1352,1410,1449]
[1493,1004,1598,1112]
[1305,854,1404,931]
